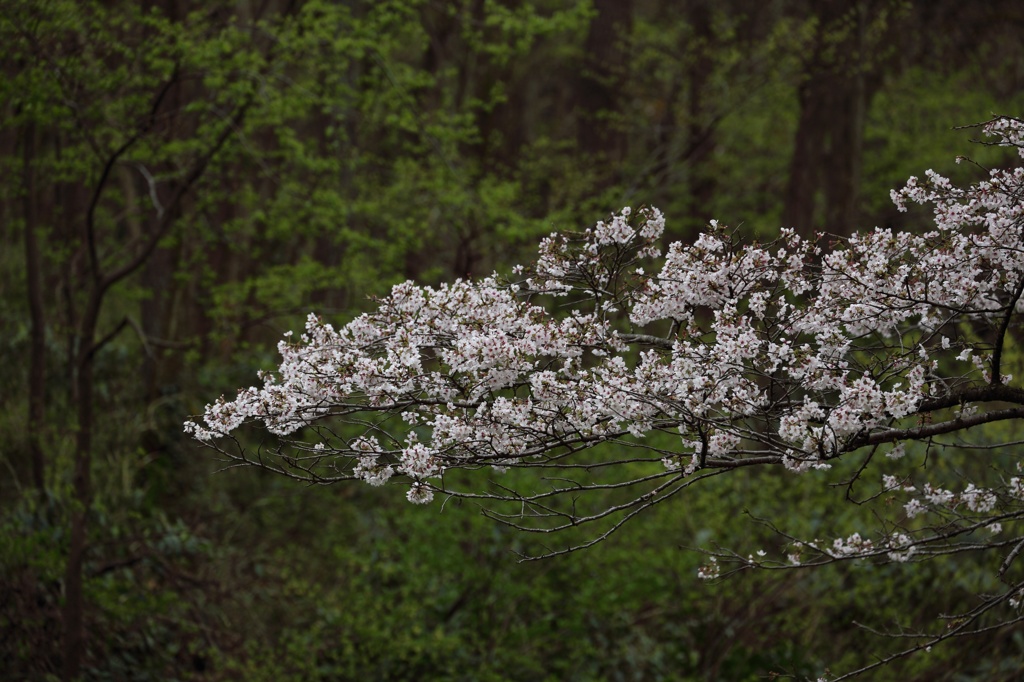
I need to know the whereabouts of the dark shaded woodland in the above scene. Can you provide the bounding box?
[3,1,1024,679]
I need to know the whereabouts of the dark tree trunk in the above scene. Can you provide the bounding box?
[782,73,829,235]
[578,0,634,160]
[823,70,867,236]
[23,123,47,494]
[62,289,99,681]
[686,0,717,227]
[782,0,876,238]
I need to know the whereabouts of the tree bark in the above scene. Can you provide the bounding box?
[686,0,717,228]
[23,122,47,494]
[577,0,633,161]
[782,0,875,238]
[61,294,98,682]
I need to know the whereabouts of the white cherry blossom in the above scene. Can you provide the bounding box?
[187,118,1024,677]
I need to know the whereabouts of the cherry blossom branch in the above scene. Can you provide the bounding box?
[186,116,1024,677]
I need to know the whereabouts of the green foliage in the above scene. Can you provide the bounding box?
[0,480,219,681]
[5,0,1024,679]
[864,67,1024,223]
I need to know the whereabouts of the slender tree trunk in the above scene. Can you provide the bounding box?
[781,75,827,235]
[823,6,868,237]
[577,0,633,161]
[23,123,47,494]
[782,0,875,238]
[686,0,717,228]
[141,235,175,400]
[62,291,99,681]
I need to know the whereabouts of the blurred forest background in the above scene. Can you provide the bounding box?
[4,0,1024,680]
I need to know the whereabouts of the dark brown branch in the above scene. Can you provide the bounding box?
[991,273,1024,385]
[1000,538,1024,581]
[84,65,181,285]
[917,384,1024,412]
[854,406,1024,448]
[100,96,255,296]
[84,317,129,363]
[619,332,675,349]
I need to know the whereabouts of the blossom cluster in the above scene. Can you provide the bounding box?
[187,118,1024,557]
